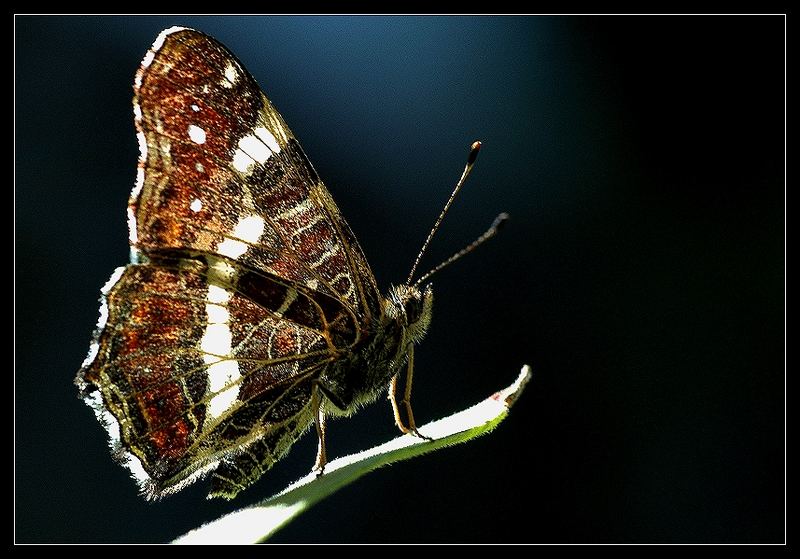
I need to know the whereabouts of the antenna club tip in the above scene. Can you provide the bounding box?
[467,141,482,165]
[494,212,510,229]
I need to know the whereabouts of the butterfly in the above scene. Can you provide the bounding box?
[76,27,504,500]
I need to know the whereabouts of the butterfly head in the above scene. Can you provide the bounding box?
[386,283,434,344]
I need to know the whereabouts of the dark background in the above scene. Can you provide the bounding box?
[15,16,784,543]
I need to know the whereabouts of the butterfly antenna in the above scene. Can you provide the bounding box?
[413,212,509,287]
[406,141,483,285]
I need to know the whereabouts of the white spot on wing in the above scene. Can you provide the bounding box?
[188,124,206,144]
[191,104,200,112]
[200,285,241,424]
[208,284,231,304]
[195,162,205,173]
[232,148,255,173]
[234,215,266,244]
[231,127,281,173]
[217,237,247,260]
[223,63,238,87]
[206,303,228,324]
[238,134,272,164]
[201,323,233,356]
[133,104,142,121]
[254,127,281,154]
[217,215,265,259]
[206,362,241,420]
[190,198,203,213]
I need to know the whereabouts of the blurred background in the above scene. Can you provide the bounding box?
[15,16,784,543]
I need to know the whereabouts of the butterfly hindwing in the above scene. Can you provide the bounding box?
[78,261,334,497]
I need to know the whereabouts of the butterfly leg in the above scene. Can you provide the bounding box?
[312,383,327,476]
[389,374,406,431]
[389,345,433,441]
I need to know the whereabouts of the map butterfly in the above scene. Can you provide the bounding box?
[76,27,505,499]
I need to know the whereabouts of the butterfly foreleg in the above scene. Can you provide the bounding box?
[389,345,433,441]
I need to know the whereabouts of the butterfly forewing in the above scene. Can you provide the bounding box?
[130,27,379,320]
[77,27,382,498]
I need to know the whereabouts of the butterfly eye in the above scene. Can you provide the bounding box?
[403,294,424,324]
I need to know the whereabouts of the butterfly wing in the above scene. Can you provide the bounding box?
[77,27,381,498]
[130,27,380,322]
[79,263,331,498]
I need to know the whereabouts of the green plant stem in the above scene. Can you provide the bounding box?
[174,365,532,544]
